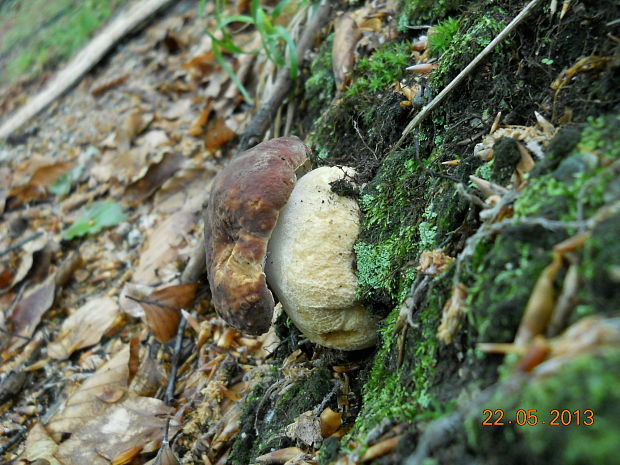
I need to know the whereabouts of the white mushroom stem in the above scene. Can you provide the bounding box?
[265,166,377,351]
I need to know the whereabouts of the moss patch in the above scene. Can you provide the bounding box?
[467,350,620,465]
[228,365,334,465]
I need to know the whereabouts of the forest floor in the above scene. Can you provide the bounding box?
[1,0,619,465]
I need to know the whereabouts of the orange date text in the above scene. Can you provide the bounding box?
[481,409,594,426]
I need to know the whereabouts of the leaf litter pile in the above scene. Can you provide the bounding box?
[0,1,402,463]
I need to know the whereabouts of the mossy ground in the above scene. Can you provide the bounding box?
[231,0,620,462]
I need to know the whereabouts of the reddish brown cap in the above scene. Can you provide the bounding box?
[204,137,310,335]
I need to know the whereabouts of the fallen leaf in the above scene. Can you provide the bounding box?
[47,296,121,360]
[21,422,62,465]
[134,209,199,285]
[8,272,56,341]
[55,395,174,465]
[47,346,130,434]
[145,442,180,465]
[154,167,213,214]
[62,201,126,240]
[256,447,305,464]
[163,98,192,120]
[117,110,150,151]
[8,161,75,206]
[124,152,185,204]
[183,52,216,77]
[138,283,198,343]
[189,98,214,136]
[91,73,130,97]
[8,232,48,289]
[204,117,235,152]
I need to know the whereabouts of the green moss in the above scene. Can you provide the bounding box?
[514,114,620,221]
[579,214,620,314]
[467,350,620,465]
[431,9,506,88]
[228,366,333,465]
[346,41,411,98]
[354,149,425,304]
[347,311,420,440]
[397,0,468,26]
[428,17,460,56]
[464,227,564,343]
[348,273,452,444]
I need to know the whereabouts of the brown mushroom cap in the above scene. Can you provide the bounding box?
[204,137,310,335]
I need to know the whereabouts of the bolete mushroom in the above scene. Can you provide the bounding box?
[204,136,310,335]
[265,166,377,350]
[204,137,377,350]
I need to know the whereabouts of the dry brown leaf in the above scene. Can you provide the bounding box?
[204,117,235,152]
[8,233,48,289]
[163,98,192,120]
[47,346,130,434]
[111,445,144,465]
[129,353,166,397]
[91,73,130,97]
[55,395,174,465]
[117,110,149,151]
[286,411,322,448]
[154,167,212,214]
[119,282,153,317]
[360,436,400,462]
[139,283,198,343]
[134,209,200,285]
[189,98,214,136]
[146,442,180,465]
[332,14,361,93]
[320,408,342,438]
[183,52,216,77]
[437,283,468,345]
[124,152,185,204]
[8,272,56,341]
[256,447,305,464]
[8,162,75,207]
[47,296,121,360]
[21,422,62,465]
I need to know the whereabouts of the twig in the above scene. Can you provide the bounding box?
[392,0,544,152]
[161,313,187,446]
[165,315,187,406]
[0,428,27,456]
[0,231,43,257]
[0,0,175,139]
[238,0,333,151]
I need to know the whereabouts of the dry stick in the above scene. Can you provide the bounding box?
[238,0,333,152]
[162,313,187,445]
[391,0,544,153]
[0,0,175,139]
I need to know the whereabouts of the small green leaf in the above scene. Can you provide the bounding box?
[62,201,126,240]
[541,58,554,65]
[50,164,83,197]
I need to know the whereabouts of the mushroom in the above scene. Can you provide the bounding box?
[204,137,376,350]
[265,166,377,350]
[204,137,310,335]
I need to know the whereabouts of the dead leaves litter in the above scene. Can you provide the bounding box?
[47,296,121,360]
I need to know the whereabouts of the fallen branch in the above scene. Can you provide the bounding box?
[237,0,333,152]
[0,0,175,140]
[391,0,544,152]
